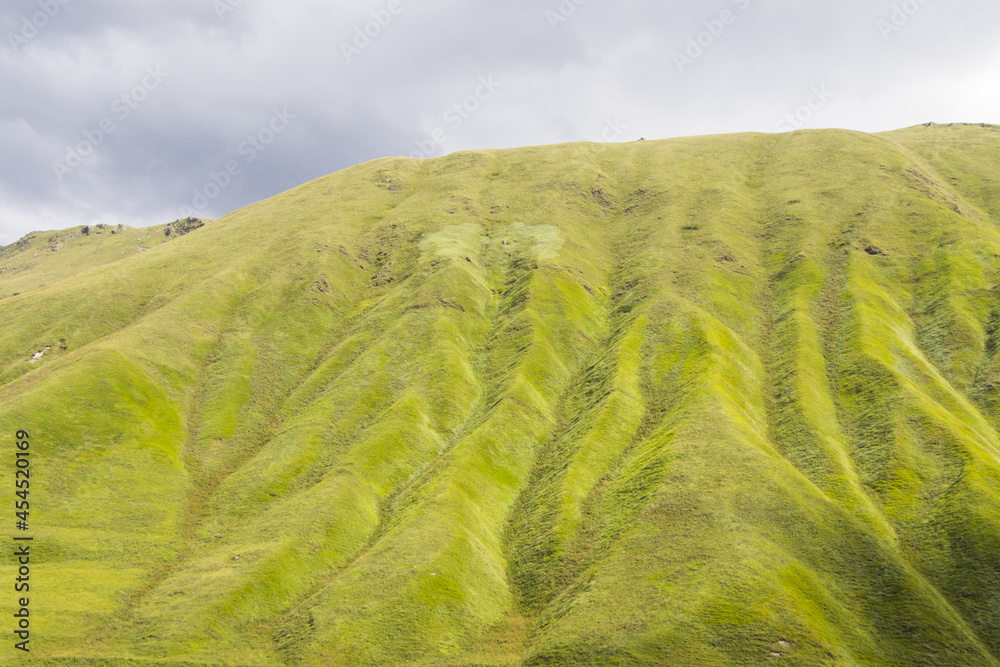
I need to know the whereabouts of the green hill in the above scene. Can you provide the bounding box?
[2,123,1000,666]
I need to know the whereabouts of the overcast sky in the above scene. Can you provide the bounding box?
[1,0,998,244]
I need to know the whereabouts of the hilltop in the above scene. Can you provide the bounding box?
[1,124,1000,665]
[0,218,212,301]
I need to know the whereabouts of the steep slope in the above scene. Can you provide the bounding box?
[1,124,1000,666]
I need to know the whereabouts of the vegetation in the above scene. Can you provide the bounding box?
[1,124,1000,665]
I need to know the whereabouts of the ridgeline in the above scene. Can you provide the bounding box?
[2,124,1000,665]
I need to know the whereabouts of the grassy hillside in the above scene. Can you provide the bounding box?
[1,124,1000,666]
[0,218,211,304]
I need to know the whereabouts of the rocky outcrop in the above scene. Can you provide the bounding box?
[164,217,208,238]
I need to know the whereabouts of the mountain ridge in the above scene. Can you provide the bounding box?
[1,123,1000,665]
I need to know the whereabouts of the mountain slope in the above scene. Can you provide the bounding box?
[1,124,1000,665]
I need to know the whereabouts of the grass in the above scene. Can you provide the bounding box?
[1,124,1000,665]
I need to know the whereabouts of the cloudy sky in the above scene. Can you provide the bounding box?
[1,0,997,245]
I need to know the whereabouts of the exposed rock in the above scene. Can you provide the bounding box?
[165,217,207,238]
[313,275,332,294]
[375,171,406,191]
[591,185,614,209]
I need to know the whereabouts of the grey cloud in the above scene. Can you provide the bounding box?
[1,0,998,245]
